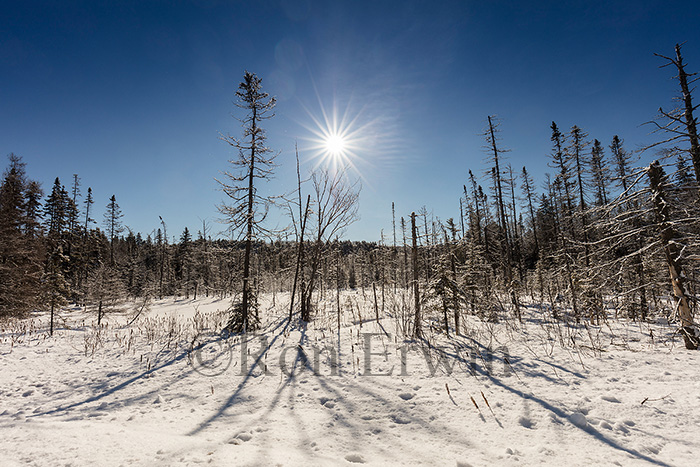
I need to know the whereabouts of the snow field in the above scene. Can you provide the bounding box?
[1,293,699,466]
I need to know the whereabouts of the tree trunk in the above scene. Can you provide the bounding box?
[648,161,698,349]
[450,243,459,335]
[488,117,512,281]
[290,195,311,321]
[674,44,700,188]
[336,247,341,335]
[240,106,258,332]
[411,212,421,338]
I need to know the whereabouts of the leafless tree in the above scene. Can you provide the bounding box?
[301,168,360,321]
[649,44,700,192]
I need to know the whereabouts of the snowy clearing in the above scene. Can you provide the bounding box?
[1,294,699,466]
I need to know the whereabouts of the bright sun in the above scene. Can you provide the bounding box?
[298,94,377,178]
[325,133,346,156]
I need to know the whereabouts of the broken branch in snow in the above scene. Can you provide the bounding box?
[641,393,671,405]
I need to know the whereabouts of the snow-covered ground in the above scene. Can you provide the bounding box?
[1,293,699,466]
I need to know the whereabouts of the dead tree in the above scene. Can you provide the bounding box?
[217,71,277,333]
[652,44,700,194]
[647,161,698,349]
[411,212,421,338]
[302,168,360,322]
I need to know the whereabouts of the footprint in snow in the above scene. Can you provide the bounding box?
[644,442,665,455]
[599,420,613,430]
[390,413,411,424]
[345,453,366,464]
[228,432,253,444]
[320,397,335,408]
[518,416,535,429]
[601,395,620,403]
[614,421,633,433]
[398,393,415,401]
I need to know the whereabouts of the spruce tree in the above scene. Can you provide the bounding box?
[0,154,44,317]
[610,135,632,193]
[45,178,69,237]
[103,195,124,265]
[589,139,610,206]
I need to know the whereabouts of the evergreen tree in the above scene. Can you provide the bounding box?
[25,181,43,237]
[589,139,610,206]
[610,135,633,192]
[84,187,95,233]
[103,195,124,265]
[0,154,44,317]
[43,244,70,335]
[176,227,193,297]
[44,178,69,237]
[675,154,696,188]
[68,174,81,235]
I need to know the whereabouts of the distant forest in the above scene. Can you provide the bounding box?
[1,44,699,349]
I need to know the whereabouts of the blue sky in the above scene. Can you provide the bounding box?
[2,0,699,241]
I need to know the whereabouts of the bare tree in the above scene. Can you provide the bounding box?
[301,168,360,321]
[647,161,699,349]
[650,44,700,191]
[521,166,540,256]
[217,71,277,333]
[411,212,421,337]
[484,116,512,280]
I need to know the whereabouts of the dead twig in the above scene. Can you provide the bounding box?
[641,393,671,405]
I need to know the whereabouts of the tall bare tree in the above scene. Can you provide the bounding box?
[651,44,700,190]
[217,71,277,333]
[485,116,512,280]
[521,166,540,258]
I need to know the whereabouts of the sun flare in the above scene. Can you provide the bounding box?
[298,93,374,177]
[325,133,346,156]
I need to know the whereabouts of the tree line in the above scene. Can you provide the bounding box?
[1,44,699,350]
